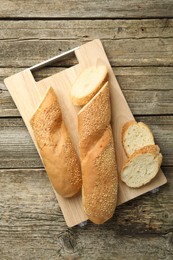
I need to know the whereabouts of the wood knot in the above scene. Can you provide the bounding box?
[60,231,77,253]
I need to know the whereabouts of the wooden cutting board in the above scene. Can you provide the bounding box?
[4,39,167,227]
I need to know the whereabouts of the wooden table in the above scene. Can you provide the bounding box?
[0,1,173,259]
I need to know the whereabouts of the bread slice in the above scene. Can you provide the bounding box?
[71,65,108,106]
[121,145,162,188]
[82,126,118,224]
[30,87,82,198]
[78,81,111,159]
[122,120,155,157]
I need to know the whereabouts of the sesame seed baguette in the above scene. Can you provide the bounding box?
[71,65,108,106]
[121,145,162,188]
[30,87,82,198]
[82,126,118,224]
[78,82,118,224]
[122,120,155,157]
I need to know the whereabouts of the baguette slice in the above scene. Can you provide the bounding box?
[122,121,155,157]
[71,65,108,106]
[30,87,82,198]
[82,126,118,224]
[121,145,162,188]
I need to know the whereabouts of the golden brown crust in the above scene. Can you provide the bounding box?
[78,82,118,224]
[82,126,118,224]
[122,145,160,168]
[30,87,82,198]
[78,82,111,159]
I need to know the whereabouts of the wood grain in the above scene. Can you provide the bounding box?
[0,116,172,169]
[1,67,173,117]
[1,38,173,68]
[0,19,173,40]
[0,168,172,259]
[0,19,173,67]
[0,0,173,18]
[0,4,172,256]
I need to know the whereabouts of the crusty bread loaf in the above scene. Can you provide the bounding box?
[78,82,118,224]
[82,126,118,224]
[71,65,108,106]
[30,87,82,198]
[121,145,162,188]
[122,120,155,157]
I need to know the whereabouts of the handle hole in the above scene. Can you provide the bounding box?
[31,50,79,82]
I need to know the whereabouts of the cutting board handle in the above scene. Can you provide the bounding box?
[29,47,79,72]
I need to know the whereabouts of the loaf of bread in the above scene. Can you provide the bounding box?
[77,81,118,224]
[121,145,162,188]
[71,65,108,106]
[122,120,155,157]
[30,87,82,198]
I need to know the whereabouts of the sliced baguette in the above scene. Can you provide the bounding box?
[71,65,108,106]
[121,145,162,188]
[122,120,155,157]
[30,87,82,198]
[78,82,118,224]
[82,126,118,224]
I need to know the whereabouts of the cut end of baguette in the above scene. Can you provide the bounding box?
[122,120,155,157]
[71,65,108,106]
[121,145,162,188]
[78,81,111,159]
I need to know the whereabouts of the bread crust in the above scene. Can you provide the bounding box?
[124,144,160,163]
[30,87,82,198]
[121,145,162,188]
[122,120,155,157]
[78,82,118,224]
[82,126,118,224]
[78,82,111,159]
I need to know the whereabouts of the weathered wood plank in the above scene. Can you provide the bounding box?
[1,37,173,68]
[0,19,173,40]
[0,168,172,259]
[0,19,173,67]
[2,66,173,88]
[0,0,173,18]
[1,67,173,117]
[0,116,173,169]
[0,117,41,169]
[124,89,173,115]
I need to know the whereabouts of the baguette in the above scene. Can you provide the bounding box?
[121,145,162,188]
[82,126,118,224]
[30,87,82,198]
[122,120,155,157]
[71,65,108,106]
[77,82,118,224]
